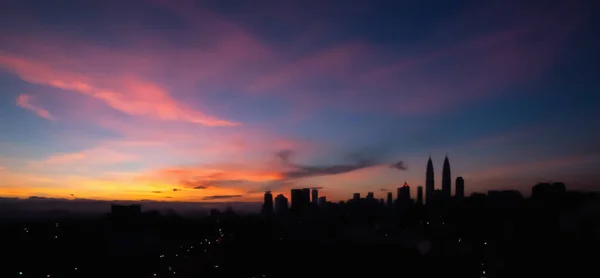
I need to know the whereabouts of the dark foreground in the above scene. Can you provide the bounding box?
[1,191,599,278]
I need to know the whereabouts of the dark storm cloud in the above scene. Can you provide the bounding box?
[202,195,243,200]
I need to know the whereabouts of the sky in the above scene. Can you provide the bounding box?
[1,0,599,203]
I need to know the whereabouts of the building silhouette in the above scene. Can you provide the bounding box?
[455,177,464,199]
[353,193,360,201]
[311,188,319,205]
[433,189,443,203]
[318,196,327,206]
[291,189,303,211]
[532,182,566,200]
[366,192,374,200]
[386,192,393,206]
[398,181,411,204]
[275,194,288,213]
[417,186,423,204]
[442,155,452,199]
[262,191,273,215]
[301,188,310,206]
[426,156,435,204]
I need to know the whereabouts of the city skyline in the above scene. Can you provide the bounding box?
[1,0,600,203]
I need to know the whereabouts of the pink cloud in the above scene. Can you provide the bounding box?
[15,94,55,120]
[0,54,239,126]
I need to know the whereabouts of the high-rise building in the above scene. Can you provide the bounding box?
[442,155,452,199]
[262,191,273,215]
[455,177,464,199]
[366,192,374,200]
[379,198,384,205]
[353,193,360,201]
[275,194,288,213]
[318,196,327,206]
[417,186,423,204]
[312,188,319,204]
[301,188,310,205]
[398,181,411,204]
[433,189,443,203]
[426,156,435,204]
[291,189,303,210]
[386,192,393,206]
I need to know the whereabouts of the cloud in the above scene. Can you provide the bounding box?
[16,94,55,120]
[30,148,137,166]
[151,191,162,194]
[0,56,239,127]
[202,195,243,200]
[311,186,324,190]
[277,149,386,179]
[390,161,407,171]
[180,178,247,189]
[172,188,182,192]
[380,188,388,192]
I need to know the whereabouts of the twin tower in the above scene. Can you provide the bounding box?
[425,155,464,203]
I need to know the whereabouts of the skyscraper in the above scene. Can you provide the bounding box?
[417,186,423,205]
[426,156,435,204]
[366,192,374,200]
[386,192,393,206]
[291,189,303,210]
[353,193,360,201]
[262,191,273,215]
[312,188,319,205]
[442,155,452,199]
[455,177,464,199]
[398,181,411,204]
[301,188,310,205]
[275,194,288,213]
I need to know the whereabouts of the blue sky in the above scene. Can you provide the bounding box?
[0,0,599,202]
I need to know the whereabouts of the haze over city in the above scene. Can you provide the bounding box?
[1,0,599,205]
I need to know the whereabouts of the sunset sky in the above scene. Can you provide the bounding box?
[1,0,599,203]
